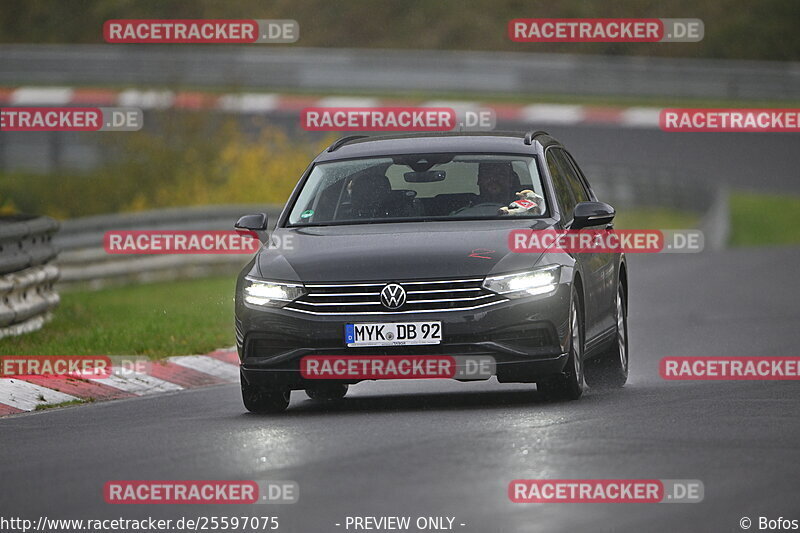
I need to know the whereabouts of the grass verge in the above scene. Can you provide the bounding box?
[613,208,699,230]
[34,398,93,411]
[730,192,800,246]
[0,276,235,359]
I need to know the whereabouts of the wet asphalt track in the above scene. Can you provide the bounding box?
[1,246,799,533]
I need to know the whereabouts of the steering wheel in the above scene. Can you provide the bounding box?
[470,202,504,208]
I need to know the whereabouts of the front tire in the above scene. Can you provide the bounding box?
[241,379,290,413]
[538,290,584,400]
[585,284,629,389]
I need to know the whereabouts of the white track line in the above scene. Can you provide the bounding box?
[218,93,278,113]
[11,87,74,105]
[315,96,380,108]
[422,100,481,113]
[0,379,77,411]
[168,355,240,381]
[620,107,661,127]
[116,89,175,109]
[521,104,585,124]
[2,86,667,129]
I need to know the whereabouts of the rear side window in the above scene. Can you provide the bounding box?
[552,149,589,204]
[546,150,577,222]
[563,150,595,200]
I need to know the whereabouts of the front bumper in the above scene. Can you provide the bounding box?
[236,283,572,390]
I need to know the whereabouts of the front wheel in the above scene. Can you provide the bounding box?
[585,284,629,389]
[241,380,290,413]
[538,290,584,400]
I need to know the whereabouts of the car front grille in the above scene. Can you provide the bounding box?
[284,277,507,315]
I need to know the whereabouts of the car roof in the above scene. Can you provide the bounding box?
[314,131,561,162]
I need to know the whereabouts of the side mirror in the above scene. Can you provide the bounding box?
[235,213,269,243]
[571,201,615,229]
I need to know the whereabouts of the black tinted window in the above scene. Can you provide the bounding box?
[563,150,595,199]
[546,150,576,221]
[553,149,589,204]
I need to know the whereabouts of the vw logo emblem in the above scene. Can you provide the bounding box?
[380,283,406,310]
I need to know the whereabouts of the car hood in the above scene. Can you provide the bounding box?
[255,220,555,282]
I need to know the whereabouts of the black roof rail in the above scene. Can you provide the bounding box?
[327,135,370,152]
[523,130,549,145]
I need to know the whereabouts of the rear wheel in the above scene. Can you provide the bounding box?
[241,378,290,413]
[585,284,628,389]
[538,290,584,400]
[306,383,349,401]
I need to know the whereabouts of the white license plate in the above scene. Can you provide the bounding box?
[345,322,442,347]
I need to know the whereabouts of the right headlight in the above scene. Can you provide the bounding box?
[482,265,561,298]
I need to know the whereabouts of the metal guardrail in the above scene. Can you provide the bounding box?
[56,204,283,289]
[586,166,729,251]
[2,45,798,100]
[0,215,60,339]
[585,165,717,212]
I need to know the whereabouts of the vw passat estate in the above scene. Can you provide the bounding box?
[234,132,629,412]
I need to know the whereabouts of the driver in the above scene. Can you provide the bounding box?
[449,161,520,216]
[476,161,516,204]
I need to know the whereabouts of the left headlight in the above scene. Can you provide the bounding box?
[482,265,561,298]
[243,277,306,307]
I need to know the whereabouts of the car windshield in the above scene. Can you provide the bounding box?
[287,154,547,226]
